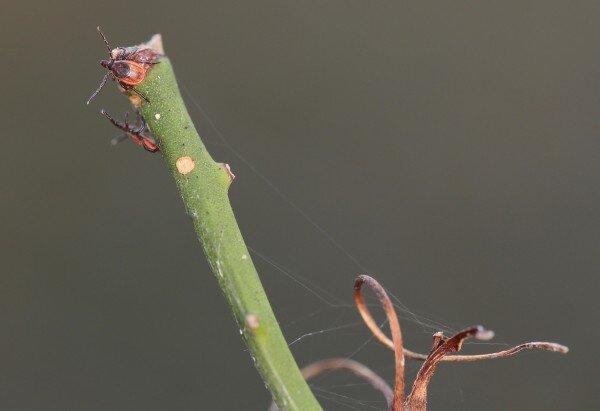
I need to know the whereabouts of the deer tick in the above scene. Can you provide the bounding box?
[101,109,159,153]
[87,27,161,105]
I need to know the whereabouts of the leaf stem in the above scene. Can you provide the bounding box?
[135,40,322,411]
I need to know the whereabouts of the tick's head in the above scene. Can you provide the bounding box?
[100,59,112,70]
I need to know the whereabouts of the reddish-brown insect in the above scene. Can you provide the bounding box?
[101,109,159,153]
[87,27,161,105]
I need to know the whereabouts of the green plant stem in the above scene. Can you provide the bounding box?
[135,52,322,410]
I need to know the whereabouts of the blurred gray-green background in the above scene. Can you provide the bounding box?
[1,1,597,409]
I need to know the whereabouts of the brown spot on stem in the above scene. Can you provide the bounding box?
[246,314,259,330]
[176,156,195,175]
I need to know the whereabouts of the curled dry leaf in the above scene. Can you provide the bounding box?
[354,275,406,410]
[354,274,568,410]
[404,326,567,410]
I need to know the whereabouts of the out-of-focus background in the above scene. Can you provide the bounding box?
[1,1,597,409]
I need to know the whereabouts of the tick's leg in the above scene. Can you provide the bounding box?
[135,111,147,132]
[86,72,110,105]
[101,109,128,133]
[102,110,136,147]
[129,86,150,102]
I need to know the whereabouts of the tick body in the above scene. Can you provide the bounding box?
[87,27,161,104]
[101,109,159,153]
[101,60,147,86]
